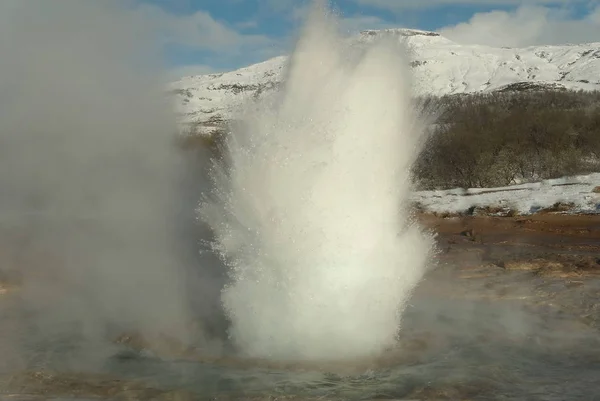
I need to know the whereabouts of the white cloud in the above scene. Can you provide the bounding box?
[133,4,285,77]
[235,19,259,29]
[589,5,600,24]
[439,5,600,47]
[136,4,275,53]
[352,0,589,11]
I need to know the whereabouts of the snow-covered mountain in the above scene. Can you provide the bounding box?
[169,29,600,135]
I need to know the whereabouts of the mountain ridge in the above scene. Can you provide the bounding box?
[169,29,600,135]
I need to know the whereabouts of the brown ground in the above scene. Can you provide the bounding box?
[419,213,600,278]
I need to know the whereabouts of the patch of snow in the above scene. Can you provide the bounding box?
[412,173,600,215]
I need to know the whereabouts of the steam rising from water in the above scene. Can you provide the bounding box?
[199,3,435,361]
[0,0,198,370]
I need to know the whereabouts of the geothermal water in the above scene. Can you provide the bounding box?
[199,3,435,361]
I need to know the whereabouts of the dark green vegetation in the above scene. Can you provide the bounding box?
[414,89,600,189]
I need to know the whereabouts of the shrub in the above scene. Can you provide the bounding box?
[414,89,600,189]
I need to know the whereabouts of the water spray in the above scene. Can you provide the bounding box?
[199,1,435,361]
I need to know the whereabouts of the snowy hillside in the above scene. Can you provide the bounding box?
[169,29,600,134]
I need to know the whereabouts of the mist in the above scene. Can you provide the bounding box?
[0,0,211,371]
[198,2,435,361]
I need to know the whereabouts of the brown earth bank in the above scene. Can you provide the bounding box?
[418,213,600,278]
[419,213,600,239]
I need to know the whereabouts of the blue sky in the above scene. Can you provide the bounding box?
[134,0,600,77]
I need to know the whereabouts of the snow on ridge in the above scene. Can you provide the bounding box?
[412,173,600,216]
[169,29,600,134]
[359,28,441,38]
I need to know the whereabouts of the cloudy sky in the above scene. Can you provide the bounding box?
[135,0,600,77]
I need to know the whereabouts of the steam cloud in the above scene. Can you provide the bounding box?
[0,0,210,371]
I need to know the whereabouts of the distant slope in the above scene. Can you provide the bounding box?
[168,29,600,134]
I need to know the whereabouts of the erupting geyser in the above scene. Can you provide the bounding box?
[199,1,435,361]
